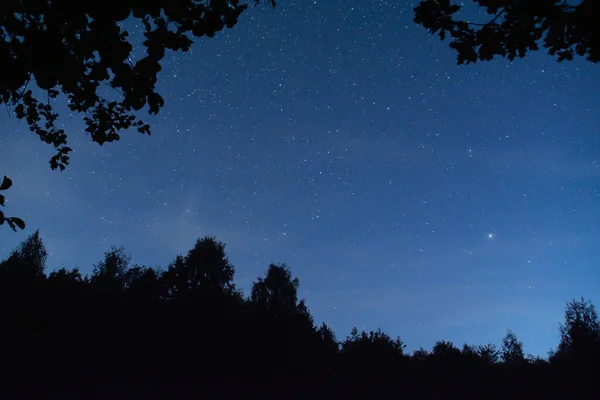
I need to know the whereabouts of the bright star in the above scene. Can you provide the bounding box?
[487,233,494,239]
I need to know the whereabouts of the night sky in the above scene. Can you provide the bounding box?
[1,1,599,356]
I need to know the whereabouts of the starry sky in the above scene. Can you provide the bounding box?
[1,1,599,356]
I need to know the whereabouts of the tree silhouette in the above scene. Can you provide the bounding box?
[412,347,430,361]
[47,266,84,285]
[162,236,237,302]
[251,263,303,316]
[1,0,277,170]
[0,230,47,283]
[501,329,525,364]
[431,340,461,359]
[554,297,600,362]
[316,322,339,354]
[414,0,599,65]
[0,1,276,231]
[90,245,131,295]
[161,254,188,300]
[341,327,406,357]
[124,265,165,301]
[477,343,500,364]
[246,262,321,381]
[461,343,482,363]
[47,267,86,302]
[339,327,407,384]
[184,236,236,296]
[0,231,598,397]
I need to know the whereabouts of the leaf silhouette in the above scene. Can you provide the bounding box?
[12,217,26,230]
[0,176,12,191]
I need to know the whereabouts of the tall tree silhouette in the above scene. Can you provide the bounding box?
[162,236,236,301]
[316,322,339,354]
[162,254,189,300]
[185,236,236,296]
[414,0,598,65]
[0,230,49,373]
[501,329,525,364]
[554,297,600,362]
[251,263,304,316]
[247,263,318,380]
[90,246,131,295]
[0,230,47,284]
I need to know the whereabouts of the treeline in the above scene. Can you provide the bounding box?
[1,231,598,399]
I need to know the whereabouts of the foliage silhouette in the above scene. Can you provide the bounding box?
[412,346,430,361]
[432,339,461,359]
[182,235,237,297]
[501,329,525,364]
[0,1,276,230]
[0,176,26,231]
[90,245,131,294]
[552,297,600,363]
[0,230,47,282]
[414,0,599,65]
[251,262,304,316]
[342,326,407,356]
[316,322,339,355]
[0,231,597,399]
[477,343,500,364]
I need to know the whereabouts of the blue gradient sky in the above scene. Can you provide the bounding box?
[1,1,599,356]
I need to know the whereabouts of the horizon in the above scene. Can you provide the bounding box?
[0,229,591,358]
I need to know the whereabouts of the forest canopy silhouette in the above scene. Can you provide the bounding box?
[1,231,599,398]
[414,0,598,65]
